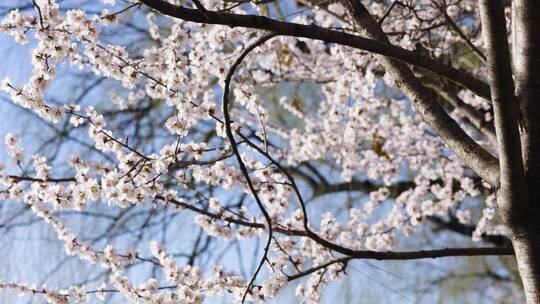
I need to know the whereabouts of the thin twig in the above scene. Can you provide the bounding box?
[220,33,278,302]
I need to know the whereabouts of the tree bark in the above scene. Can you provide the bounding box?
[479,0,526,217]
[512,229,540,303]
[507,0,540,303]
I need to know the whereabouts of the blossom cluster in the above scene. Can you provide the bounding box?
[0,0,507,303]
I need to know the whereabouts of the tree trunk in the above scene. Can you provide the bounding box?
[510,1,540,303]
[511,224,540,303]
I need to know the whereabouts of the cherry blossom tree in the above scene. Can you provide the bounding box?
[0,0,538,303]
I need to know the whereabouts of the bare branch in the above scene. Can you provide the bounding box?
[221,33,277,302]
[479,0,528,217]
[438,4,487,63]
[423,79,497,146]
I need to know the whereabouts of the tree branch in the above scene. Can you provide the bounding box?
[338,246,513,260]
[311,179,415,198]
[422,78,497,147]
[440,6,487,63]
[287,245,515,282]
[221,33,277,302]
[479,0,528,219]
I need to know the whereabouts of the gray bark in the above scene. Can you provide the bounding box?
[479,0,527,216]
[510,1,540,303]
